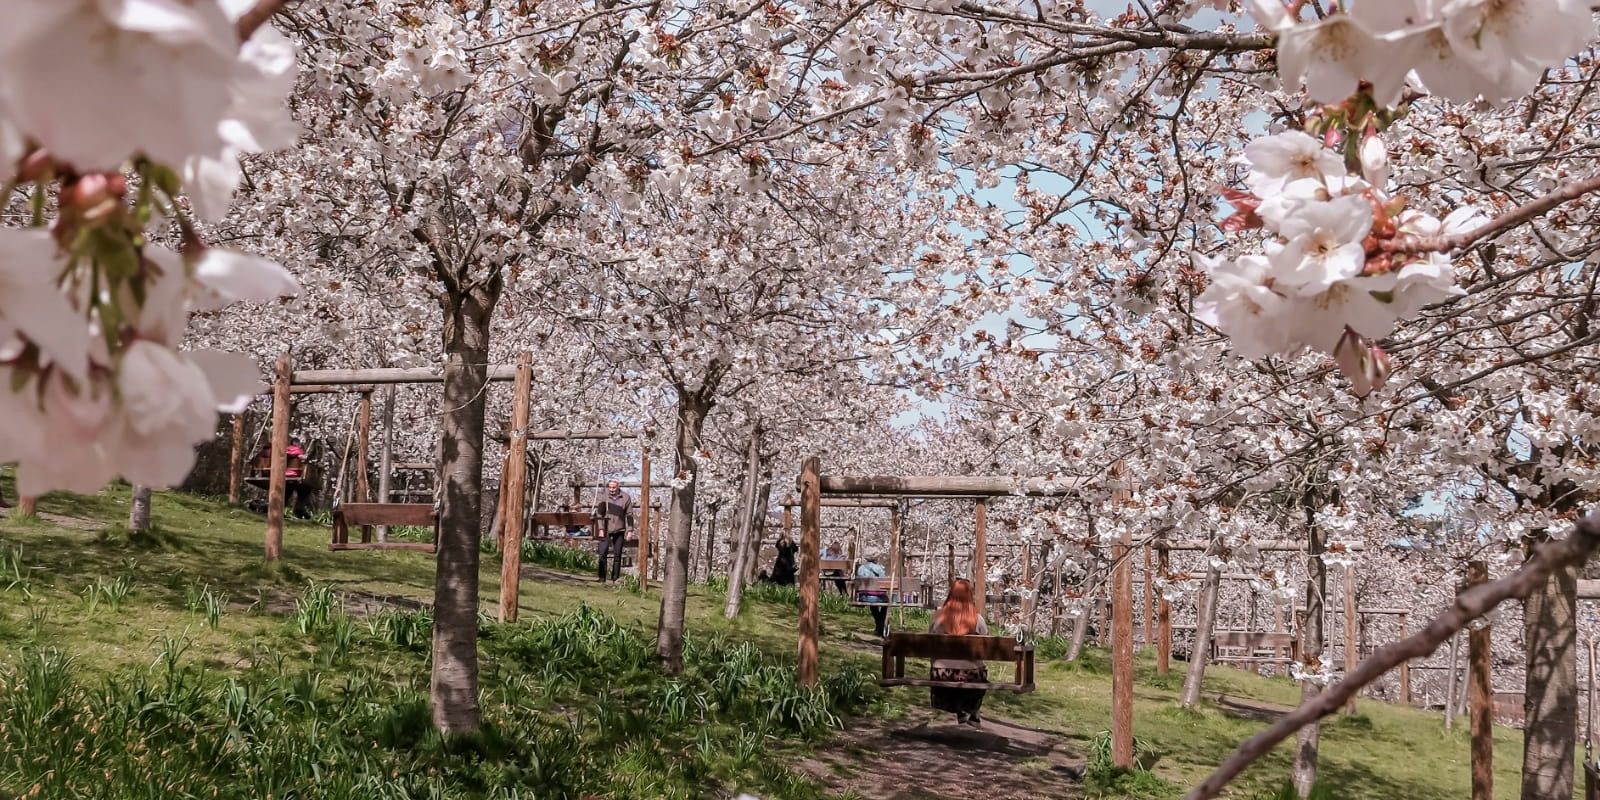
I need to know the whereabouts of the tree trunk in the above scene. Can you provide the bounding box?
[1067,597,1092,661]
[128,486,153,533]
[655,393,711,672]
[1521,542,1578,800]
[723,423,764,619]
[1181,561,1222,709]
[1292,514,1328,799]
[745,477,772,583]
[429,284,497,737]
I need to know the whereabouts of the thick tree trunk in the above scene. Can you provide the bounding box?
[655,394,711,672]
[1292,516,1328,799]
[429,285,497,737]
[1181,562,1222,709]
[1521,543,1578,800]
[723,423,764,619]
[127,486,153,533]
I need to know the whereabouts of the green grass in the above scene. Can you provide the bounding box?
[0,472,1560,799]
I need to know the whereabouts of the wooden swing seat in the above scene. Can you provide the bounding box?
[879,633,1035,693]
[330,502,437,553]
[849,576,926,608]
[243,450,317,488]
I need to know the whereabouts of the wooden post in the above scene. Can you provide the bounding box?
[376,385,395,540]
[946,541,955,587]
[1445,632,1461,730]
[1343,565,1359,713]
[1111,523,1135,769]
[973,499,988,617]
[1142,544,1155,650]
[783,503,792,541]
[16,495,35,519]
[1157,540,1172,675]
[638,447,652,588]
[497,353,533,623]
[888,505,902,604]
[227,413,244,505]
[355,390,372,503]
[1466,561,1492,800]
[1021,540,1034,625]
[1050,551,1065,637]
[1398,613,1411,704]
[797,456,822,688]
[264,352,291,562]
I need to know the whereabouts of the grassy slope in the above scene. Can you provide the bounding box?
[0,479,1547,799]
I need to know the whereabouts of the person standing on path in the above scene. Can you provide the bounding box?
[593,479,634,582]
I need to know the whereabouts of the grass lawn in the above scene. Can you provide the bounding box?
[0,476,1563,799]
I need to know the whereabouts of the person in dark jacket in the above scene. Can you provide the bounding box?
[770,533,798,585]
[593,480,633,582]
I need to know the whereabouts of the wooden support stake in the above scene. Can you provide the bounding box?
[496,354,532,623]
[1467,561,1492,800]
[1142,544,1155,650]
[974,499,988,617]
[1157,540,1172,674]
[355,390,372,504]
[1398,613,1411,704]
[638,448,652,588]
[228,413,244,505]
[1050,552,1065,637]
[264,352,291,562]
[797,456,822,688]
[1111,523,1135,769]
[1343,564,1358,714]
[16,495,35,519]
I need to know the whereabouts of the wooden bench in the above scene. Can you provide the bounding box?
[330,503,438,553]
[880,633,1035,693]
[1211,631,1297,664]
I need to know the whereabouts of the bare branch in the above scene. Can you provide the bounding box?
[1185,511,1600,800]
[1381,173,1600,255]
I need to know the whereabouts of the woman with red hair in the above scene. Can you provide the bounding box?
[930,578,989,726]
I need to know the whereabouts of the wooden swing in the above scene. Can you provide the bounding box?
[330,501,438,552]
[879,633,1036,693]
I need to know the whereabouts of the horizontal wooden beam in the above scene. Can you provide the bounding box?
[1579,579,1600,600]
[293,366,520,385]
[286,383,373,395]
[777,496,899,509]
[529,428,643,441]
[817,474,1087,498]
[1162,540,1365,552]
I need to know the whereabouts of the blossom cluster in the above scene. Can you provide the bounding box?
[1251,0,1594,106]
[1194,130,1475,392]
[0,0,300,494]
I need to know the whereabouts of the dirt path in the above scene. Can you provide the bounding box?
[797,707,1084,799]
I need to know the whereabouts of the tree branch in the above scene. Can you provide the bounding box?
[1381,173,1600,255]
[1185,511,1600,800]
[237,0,293,40]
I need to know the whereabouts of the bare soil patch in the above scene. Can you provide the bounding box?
[797,707,1083,799]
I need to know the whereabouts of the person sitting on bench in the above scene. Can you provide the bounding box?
[930,578,989,727]
[855,554,890,637]
[822,540,848,594]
